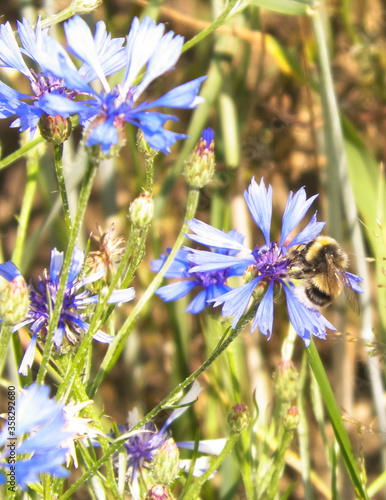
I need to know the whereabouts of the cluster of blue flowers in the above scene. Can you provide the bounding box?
[0,247,135,376]
[0,9,365,498]
[0,15,205,154]
[154,177,363,346]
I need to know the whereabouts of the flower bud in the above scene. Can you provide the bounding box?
[38,113,72,145]
[273,360,298,403]
[243,264,258,284]
[185,128,215,188]
[283,406,300,430]
[71,0,102,14]
[150,438,179,485]
[227,403,250,433]
[146,484,174,500]
[0,262,29,325]
[129,191,154,227]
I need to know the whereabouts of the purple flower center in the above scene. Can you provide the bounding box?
[124,422,168,471]
[251,241,290,280]
[27,271,81,334]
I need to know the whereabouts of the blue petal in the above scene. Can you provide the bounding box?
[0,261,20,281]
[283,285,335,345]
[49,248,63,285]
[39,93,99,119]
[143,77,206,109]
[53,324,66,349]
[68,248,84,285]
[186,218,248,253]
[185,289,208,314]
[210,276,263,328]
[85,117,119,155]
[0,21,32,77]
[63,16,110,91]
[279,187,318,247]
[14,382,63,435]
[161,381,202,431]
[133,29,184,100]
[188,249,253,273]
[347,272,364,293]
[243,177,272,246]
[79,20,126,81]
[151,249,190,278]
[156,280,198,302]
[251,281,274,338]
[287,213,326,249]
[122,17,166,92]
[15,450,68,490]
[106,288,136,304]
[17,412,68,454]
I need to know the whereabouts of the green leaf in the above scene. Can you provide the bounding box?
[306,340,368,499]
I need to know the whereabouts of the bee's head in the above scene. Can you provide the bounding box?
[307,236,348,269]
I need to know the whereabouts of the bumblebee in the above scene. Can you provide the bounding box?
[287,236,360,314]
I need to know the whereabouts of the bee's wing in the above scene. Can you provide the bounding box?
[341,270,360,315]
[325,256,360,315]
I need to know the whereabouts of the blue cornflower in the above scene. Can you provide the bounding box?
[186,177,362,346]
[38,16,206,155]
[118,382,225,496]
[1,247,135,375]
[151,229,246,314]
[0,383,74,490]
[0,16,125,135]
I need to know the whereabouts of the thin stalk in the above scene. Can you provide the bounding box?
[183,432,243,500]
[58,303,258,500]
[0,325,13,377]
[37,159,99,385]
[12,153,39,268]
[0,137,45,172]
[312,3,386,472]
[306,340,368,499]
[88,187,201,398]
[55,226,142,400]
[181,0,241,54]
[54,144,72,233]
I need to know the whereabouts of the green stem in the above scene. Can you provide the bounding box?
[58,303,258,500]
[37,159,99,385]
[306,340,368,499]
[266,427,295,500]
[183,432,242,500]
[88,187,201,398]
[0,325,13,377]
[12,154,39,268]
[181,0,241,54]
[55,226,142,400]
[0,137,45,172]
[54,144,72,233]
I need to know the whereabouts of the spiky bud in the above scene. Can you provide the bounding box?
[38,114,72,145]
[283,406,300,430]
[273,360,298,403]
[146,484,174,500]
[150,438,179,485]
[129,191,154,228]
[227,403,250,433]
[0,262,29,325]
[185,128,215,188]
[243,264,258,284]
[71,0,103,14]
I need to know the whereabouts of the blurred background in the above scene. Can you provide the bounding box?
[0,0,385,498]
